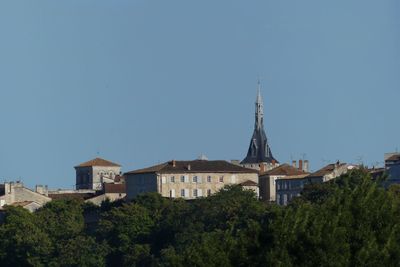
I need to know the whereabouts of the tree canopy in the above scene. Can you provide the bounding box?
[0,170,399,266]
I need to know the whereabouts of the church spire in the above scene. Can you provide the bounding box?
[255,80,264,130]
[241,81,278,168]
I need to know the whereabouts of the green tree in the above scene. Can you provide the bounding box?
[0,206,52,266]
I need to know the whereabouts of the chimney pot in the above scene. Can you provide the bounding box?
[304,160,309,172]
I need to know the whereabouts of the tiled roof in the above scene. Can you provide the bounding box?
[386,155,400,162]
[308,163,346,178]
[260,164,308,176]
[49,192,96,201]
[278,174,310,180]
[239,180,258,186]
[75,158,121,168]
[125,160,259,175]
[103,183,126,194]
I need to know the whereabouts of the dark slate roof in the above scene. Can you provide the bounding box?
[260,164,308,176]
[241,125,278,165]
[308,163,347,178]
[75,158,121,168]
[125,160,259,175]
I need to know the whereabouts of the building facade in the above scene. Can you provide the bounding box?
[75,157,121,190]
[241,82,279,171]
[259,162,309,202]
[382,153,400,187]
[0,181,52,212]
[125,159,259,200]
[276,162,356,205]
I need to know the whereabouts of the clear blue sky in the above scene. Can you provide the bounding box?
[0,0,399,189]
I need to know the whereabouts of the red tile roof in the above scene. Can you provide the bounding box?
[75,158,121,168]
[260,164,308,176]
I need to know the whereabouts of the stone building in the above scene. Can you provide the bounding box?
[75,157,121,190]
[0,181,51,212]
[259,162,309,202]
[125,159,259,200]
[276,162,356,205]
[241,82,279,172]
[381,153,400,187]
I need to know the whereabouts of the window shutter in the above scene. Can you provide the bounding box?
[170,189,175,198]
[198,189,203,197]
[161,176,166,184]
[185,188,189,198]
[184,175,189,183]
[197,176,202,183]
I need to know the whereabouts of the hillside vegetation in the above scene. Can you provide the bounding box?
[0,169,399,267]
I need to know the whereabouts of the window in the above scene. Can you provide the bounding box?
[193,189,198,197]
[219,176,224,183]
[170,176,175,183]
[180,176,185,183]
[207,176,212,183]
[193,176,198,183]
[207,189,212,196]
[170,189,175,198]
[181,189,185,197]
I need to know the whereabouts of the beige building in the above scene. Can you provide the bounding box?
[0,181,51,212]
[75,157,121,190]
[125,159,259,200]
[259,162,309,202]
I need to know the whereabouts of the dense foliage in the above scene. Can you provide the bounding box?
[0,169,399,266]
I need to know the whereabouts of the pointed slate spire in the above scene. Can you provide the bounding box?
[241,81,278,166]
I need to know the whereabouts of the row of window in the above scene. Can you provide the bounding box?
[276,180,304,190]
[169,188,212,198]
[163,175,226,184]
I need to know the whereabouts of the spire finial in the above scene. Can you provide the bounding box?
[256,78,262,105]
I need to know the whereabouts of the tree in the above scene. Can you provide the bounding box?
[0,206,52,266]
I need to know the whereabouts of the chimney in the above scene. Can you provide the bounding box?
[298,160,303,171]
[304,160,309,172]
[172,160,176,167]
[187,164,191,171]
[259,164,265,173]
[292,160,297,168]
